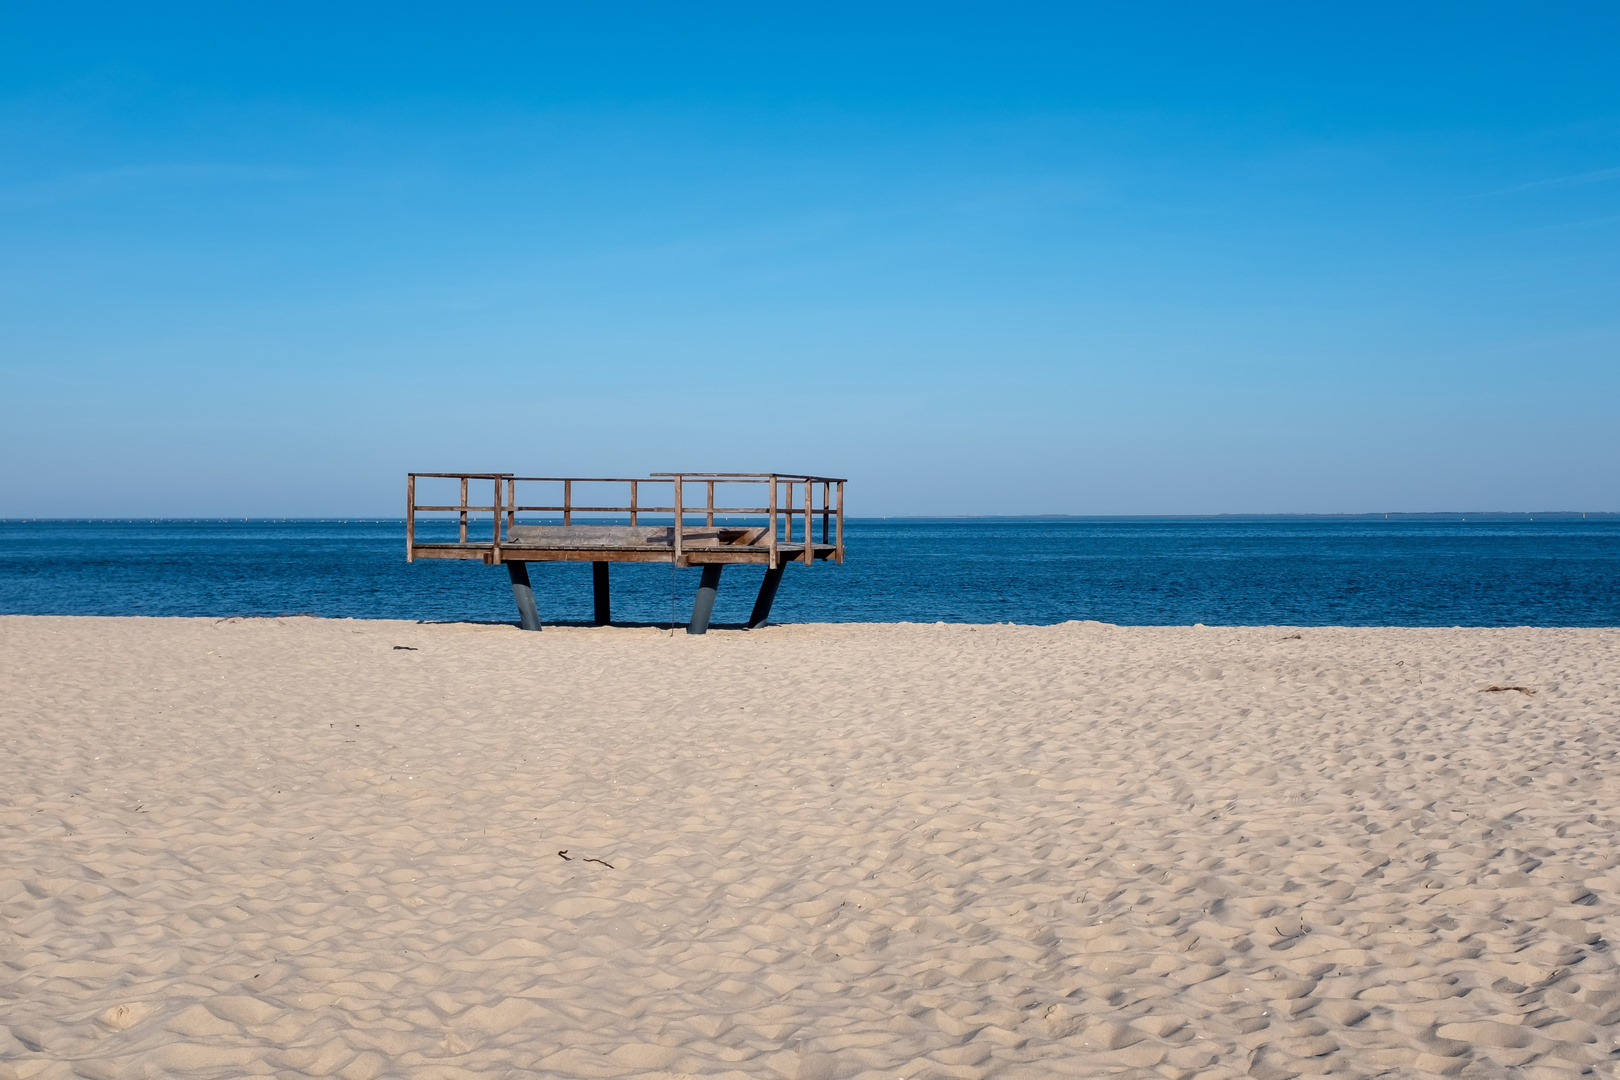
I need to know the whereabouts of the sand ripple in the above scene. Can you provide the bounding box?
[3,616,1619,1078]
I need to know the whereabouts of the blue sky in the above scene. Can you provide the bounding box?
[2,3,1617,515]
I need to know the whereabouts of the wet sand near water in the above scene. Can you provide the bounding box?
[3,616,1619,1079]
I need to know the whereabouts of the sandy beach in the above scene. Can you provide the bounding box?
[3,615,1619,1079]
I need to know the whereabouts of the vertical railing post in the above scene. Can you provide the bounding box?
[784,483,793,543]
[459,476,468,543]
[835,481,844,563]
[804,479,814,564]
[506,477,516,536]
[672,475,684,566]
[768,476,778,569]
[406,474,416,562]
[822,481,829,544]
[563,479,572,526]
[491,477,503,563]
[706,480,715,527]
[630,480,638,527]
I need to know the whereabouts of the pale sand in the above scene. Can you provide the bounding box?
[3,617,1620,1080]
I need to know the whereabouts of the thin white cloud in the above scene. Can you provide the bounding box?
[1483,165,1620,196]
[1520,212,1620,233]
[0,162,319,209]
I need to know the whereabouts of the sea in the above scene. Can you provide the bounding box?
[2,516,1617,627]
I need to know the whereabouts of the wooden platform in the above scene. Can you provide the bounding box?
[406,472,845,633]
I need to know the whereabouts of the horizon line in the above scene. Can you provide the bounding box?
[3,511,1618,523]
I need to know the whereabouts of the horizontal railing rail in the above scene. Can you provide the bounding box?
[650,471,848,483]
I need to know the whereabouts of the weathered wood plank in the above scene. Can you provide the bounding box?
[412,543,834,565]
[506,525,767,548]
[405,474,416,562]
[459,477,469,544]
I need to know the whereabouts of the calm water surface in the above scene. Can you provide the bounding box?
[1,517,1616,626]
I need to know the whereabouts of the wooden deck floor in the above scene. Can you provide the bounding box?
[409,539,838,566]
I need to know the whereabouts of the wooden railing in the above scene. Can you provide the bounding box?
[406,472,846,566]
[405,472,509,553]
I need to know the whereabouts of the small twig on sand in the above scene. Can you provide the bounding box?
[1484,685,1534,695]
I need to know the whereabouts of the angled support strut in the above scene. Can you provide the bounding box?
[687,564,724,635]
[748,565,786,629]
[506,561,542,631]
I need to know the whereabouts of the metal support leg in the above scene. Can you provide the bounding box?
[687,564,724,635]
[506,561,541,631]
[748,565,786,629]
[592,562,611,626]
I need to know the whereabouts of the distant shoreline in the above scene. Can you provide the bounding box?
[4,511,1618,524]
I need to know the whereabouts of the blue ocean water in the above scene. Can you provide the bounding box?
[1,517,1617,627]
